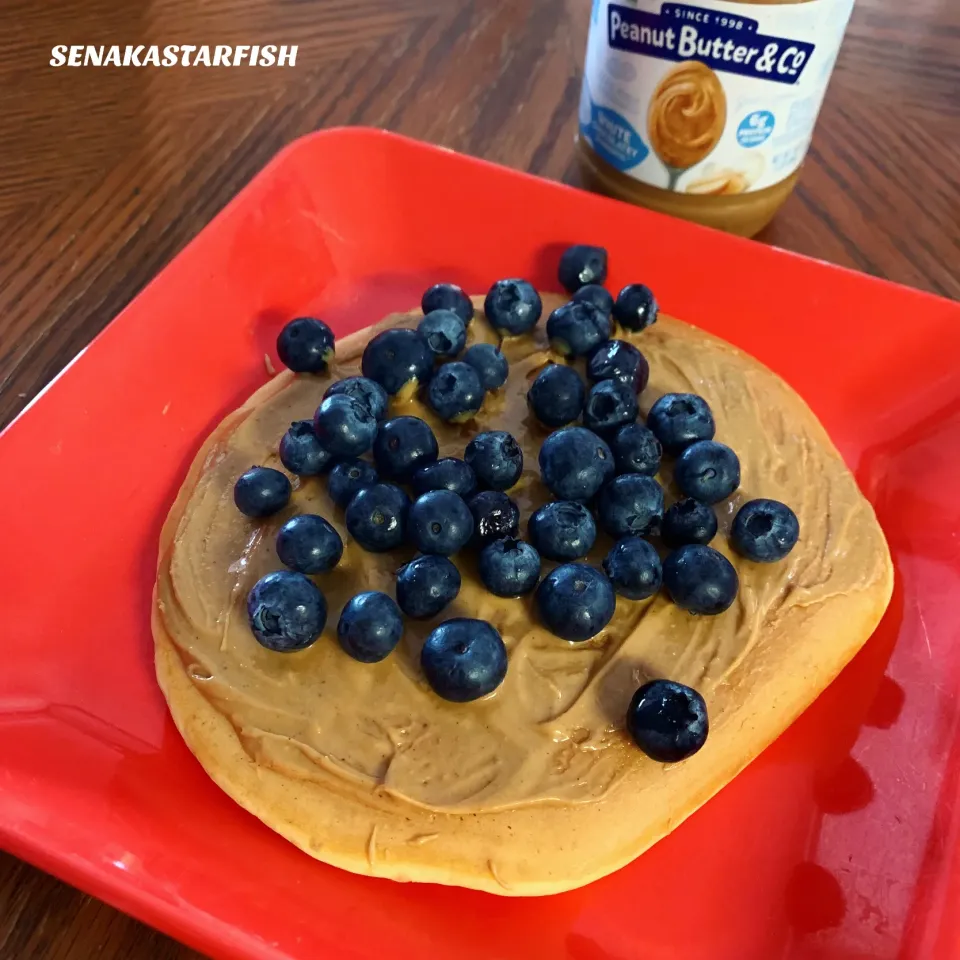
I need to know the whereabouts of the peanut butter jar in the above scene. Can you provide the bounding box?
[576,0,855,237]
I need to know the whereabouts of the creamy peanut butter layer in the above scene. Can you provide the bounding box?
[154,294,892,894]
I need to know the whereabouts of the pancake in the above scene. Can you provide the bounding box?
[152,294,893,896]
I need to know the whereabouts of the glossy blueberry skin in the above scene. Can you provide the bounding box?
[408,489,475,556]
[427,361,484,422]
[583,379,639,435]
[324,376,389,422]
[276,514,344,574]
[468,490,520,547]
[327,459,378,508]
[463,343,509,391]
[276,317,335,373]
[603,536,662,600]
[647,393,716,455]
[396,555,461,620]
[731,498,800,562]
[610,423,662,476]
[337,591,404,663]
[538,426,615,502]
[422,282,474,324]
[535,563,616,642]
[373,416,439,481]
[587,339,650,394]
[344,482,410,552]
[465,431,523,491]
[558,244,608,293]
[420,619,508,702]
[627,680,708,763]
[234,466,291,518]
[411,457,478,499]
[279,420,334,476]
[546,300,612,358]
[613,284,659,332]
[246,571,326,652]
[596,474,665,539]
[674,440,741,504]
[418,309,468,358]
[662,544,739,615]
[661,498,718,548]
[484,279,542,336]
[479,538,541,597]
[313,393,378,459]
[528,501,597,561]
[572,283,614,316]
[527,364,585,428]
[361,328,433,396]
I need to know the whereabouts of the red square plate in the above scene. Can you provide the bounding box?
[1,128,959,960]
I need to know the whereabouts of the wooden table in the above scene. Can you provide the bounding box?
[0,0,956,956]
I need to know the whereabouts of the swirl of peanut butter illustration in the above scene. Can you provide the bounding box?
[648,61,727,170]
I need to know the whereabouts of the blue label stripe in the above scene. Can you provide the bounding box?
[608,3,815,86]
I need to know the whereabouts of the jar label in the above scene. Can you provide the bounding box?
[580,0,854,195]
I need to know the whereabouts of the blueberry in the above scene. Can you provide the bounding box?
[610,423,662,477]
[674,440,740,504]
[572,284,614,316]
[408,490,474,556]
[396,555,461,620]
[484,279,542,336]
[535,563,616,642]
[465,431,523,491]
[234,466,291,518]
[558,244,608,292]
[313,393,377,459]
[587,339,650,393]
[418,309,467,358]
[613,284,659,332]
[527,364,585,428]
[324,376,389,422]
[627,679,708,763]
[603,537,662,600]
[337,591,403,663]
[427,361,484,422]
[361,328,433,396]
[647,393,715,455]
[422,282,474,325]
[583,380,639,435]
[420,619,508,702]
[327,459,378,508]
[546,301,611,357]
[463,343,509,391]
[468,490,520,547]
[596,474,664,538]
[247,571,326,652]
[662,544,738,615]
[344,482,410,552]
[411,457,477,499]
[373,416,439,480]
[276,514,343,574]
[538,426,615,502]
[528,501,597,561]
[661,498,718,548]
[279,420,334,476]
[276,317,335,373]
[731,499,800,563]
[479,538,541,597]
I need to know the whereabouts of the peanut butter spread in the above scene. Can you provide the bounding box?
[648,62,727,171]
[155,294,889,831]
[578,0,848,236]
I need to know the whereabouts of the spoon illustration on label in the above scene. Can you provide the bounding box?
[647,61,727,191]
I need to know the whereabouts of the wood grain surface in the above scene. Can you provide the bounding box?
[0,0,957,957]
